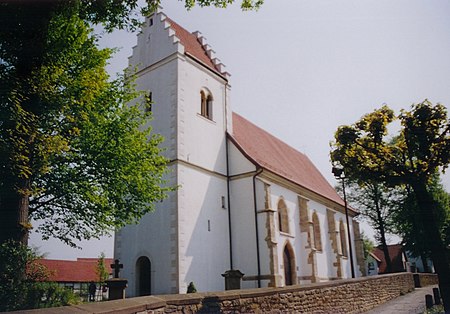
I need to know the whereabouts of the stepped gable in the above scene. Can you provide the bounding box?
[164,16,229,79]
[231,112,350,209]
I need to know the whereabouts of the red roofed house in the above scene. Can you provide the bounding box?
[38,258,113,301]
[115,9,365,297]
[372,244,408,274]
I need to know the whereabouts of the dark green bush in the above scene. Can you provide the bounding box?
[187,281,197,293]
[0,240,78,311]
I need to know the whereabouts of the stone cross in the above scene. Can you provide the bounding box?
[111,259,123,278]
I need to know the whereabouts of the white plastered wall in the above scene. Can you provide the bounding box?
[177,164,230,292]
[227,141,258,288]
[115,164,178,296]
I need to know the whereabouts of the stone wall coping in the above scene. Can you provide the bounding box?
[77,296,166,314]
[156,293,204,305]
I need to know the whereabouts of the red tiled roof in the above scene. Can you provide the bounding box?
[231,112,348,208]
[37,258,113,283]
[165,17,220,75]
[373,244,406,274]
[369,252,382,263]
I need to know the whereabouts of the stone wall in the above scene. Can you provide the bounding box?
[20,273,416,314]
[414,273,439,288]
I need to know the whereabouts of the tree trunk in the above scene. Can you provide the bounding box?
[0,3,54,246]
[379,231,393,273]
[374,184,393,273]
[0,182,30,245]
[412,181,450,312]
[420,255,429,273]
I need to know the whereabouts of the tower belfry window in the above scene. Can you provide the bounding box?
[200,89,213,120]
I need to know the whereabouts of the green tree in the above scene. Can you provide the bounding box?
[96,252,109,284]
[394,175,450,271]
[1,10,174,247]
[340,180,398,272]
[331,101,450,310]
[361,232,375,259]
[0,0,262,247]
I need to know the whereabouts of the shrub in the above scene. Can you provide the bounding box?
[0,240,78,311]
[187,281,197,293]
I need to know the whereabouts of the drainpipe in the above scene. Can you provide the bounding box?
[253,167,263,288]
[224,83,233,270]
[225,135,233,270]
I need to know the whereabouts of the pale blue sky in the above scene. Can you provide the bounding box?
[30,0,450,259]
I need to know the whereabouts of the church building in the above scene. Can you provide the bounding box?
[114,10,364,297]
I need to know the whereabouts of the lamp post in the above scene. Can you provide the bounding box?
[332,166,355,279]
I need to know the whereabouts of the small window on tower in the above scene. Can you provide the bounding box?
[149,18,153,26]
[145,92,153,112]
[200,89,213,120]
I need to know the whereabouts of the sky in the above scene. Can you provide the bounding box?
[29,0,450,259]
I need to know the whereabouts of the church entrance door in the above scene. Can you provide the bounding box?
[136,256,151,296]
[283,244,296,285]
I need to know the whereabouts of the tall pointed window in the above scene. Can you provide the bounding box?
[312,212,322,251]
[339,220,348,257]
[200,89,213,120]
[278,198,290,234]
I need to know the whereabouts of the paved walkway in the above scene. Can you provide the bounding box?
[365,285,439,314]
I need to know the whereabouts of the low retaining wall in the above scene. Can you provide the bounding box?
[413,273,439,288]
[17,273,416,314]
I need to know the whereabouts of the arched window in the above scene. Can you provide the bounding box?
[200,89,213,120]
[339,220,348,257]
[278,198,289,234]
[136,256,151,296]
[283,242,296,286]
[312,212,322,251]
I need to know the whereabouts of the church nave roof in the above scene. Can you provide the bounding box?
[231,112,351,210]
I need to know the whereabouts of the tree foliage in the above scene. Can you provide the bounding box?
[394,175,450,259]
[96,252,109,284]
[1,7,174,246]
[341,181,397,242]
[339,180,398,272]
[331,100,450,310]
[361,232,375,259]
[0,240,79,311]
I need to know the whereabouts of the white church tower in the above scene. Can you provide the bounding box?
[114,10,233,296]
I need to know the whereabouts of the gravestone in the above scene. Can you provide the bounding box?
[222,270,244,290]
